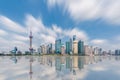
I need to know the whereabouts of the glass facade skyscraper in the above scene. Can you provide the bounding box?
[69,38,73,54]
[66,41,70,54]
[55,39,61,54]
[73,35,76,41]
[115,49,120,55]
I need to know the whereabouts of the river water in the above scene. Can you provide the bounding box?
[0,56,120,80]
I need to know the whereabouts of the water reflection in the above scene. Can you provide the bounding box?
[1,56,120,80]
[29,56,33,80]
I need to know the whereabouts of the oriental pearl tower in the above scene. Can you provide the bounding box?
[29,30,33,54]
[29,29,33,80]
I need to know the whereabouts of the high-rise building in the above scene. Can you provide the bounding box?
[66,41,70,54]
[78,40,84,55]
[69,38,73,54]
[46,44,52,54]
[49,43,52,54]
[84,45,93,56]
[73,40,78,55]
[55,39,61,54]
[73,35,76,41]
[84,45,89,55]
[61,44,65,54]
[98,48,102,55]
[37,48,41,54]
[40,45,47,54]
[115,49,120,55]
[47,44,50,54]
[94,47,99,55]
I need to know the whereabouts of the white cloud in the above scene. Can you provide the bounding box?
[0,14,88,52]
[52,24,62,34]
[47,0,120,24]
[13,34,29,41]
[90,39,111,50]
[0,15,26,33]
[91,66,107,71]
[1,14,120,52]
[25,14,88,44]
[90,39,107,45]
[90,38,120,51]
[64,28,88,41]
[0,29,8,36]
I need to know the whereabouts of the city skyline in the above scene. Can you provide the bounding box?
[0,0,120,52]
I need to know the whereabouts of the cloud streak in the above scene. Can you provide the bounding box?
[47,0,120,24]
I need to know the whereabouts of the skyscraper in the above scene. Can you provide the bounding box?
[47,44,50,54]
[66,41,70,54]
[40,45,47,54]
[84,45,93,56]
[69,38,73,54]
[78,40,84,55]
[46,43,53,54]
[61,44,65,54]
[94,47,99,55]
[73,35,76,41]
[73,40,78,55]
[55,39,61,54]
[37,48,41,54]
[115,49,120,55]
[49,43,52,54]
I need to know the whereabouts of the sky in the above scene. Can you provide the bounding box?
[0,0,120,52]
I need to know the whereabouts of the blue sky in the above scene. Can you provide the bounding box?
[0,0,120,52]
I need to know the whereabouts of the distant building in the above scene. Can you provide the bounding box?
[37,48,41,54]
[98,48,102,55]
[55,39,61,54]
[94,47,99,55]
[73,40,78,55]
[40,45,47,54]
[102,51,107,55]
[49,43,53,54]
[10,47,18,54]
[115,49,120,55]
[46,44,52,54]
[84,45,89,55]
[78,40,84,55]
[84,45,94,56]
[47,44,50,54]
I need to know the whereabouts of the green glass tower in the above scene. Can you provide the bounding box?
[66,41,70,54]
[55,39,61,54]
[78,40,84,55]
